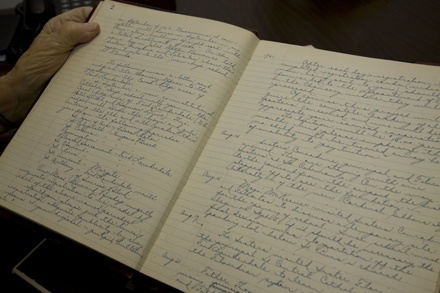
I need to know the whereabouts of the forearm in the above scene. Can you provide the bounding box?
[0,56,47,134]
[0,66,43,121]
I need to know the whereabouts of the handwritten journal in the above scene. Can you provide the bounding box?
[0,1,439,292]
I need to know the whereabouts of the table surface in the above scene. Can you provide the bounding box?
[172,0,440,64]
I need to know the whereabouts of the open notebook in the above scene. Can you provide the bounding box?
[1,1,439,292]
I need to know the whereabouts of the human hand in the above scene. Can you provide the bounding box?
[0,7,100,127]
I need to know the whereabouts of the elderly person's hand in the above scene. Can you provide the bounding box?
[0,7,100,134]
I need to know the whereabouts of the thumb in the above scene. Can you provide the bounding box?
[57,21,100,48]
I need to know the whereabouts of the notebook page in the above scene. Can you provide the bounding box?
[0,1,258,269]
[145,42,440,292]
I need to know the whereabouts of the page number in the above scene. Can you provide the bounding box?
[263,54,275,59]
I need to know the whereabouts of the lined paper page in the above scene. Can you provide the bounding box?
[0,1,258,269]
[145,42,440,292]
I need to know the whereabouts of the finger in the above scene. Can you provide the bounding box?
[42,7,95,35]
[63,6,94,22]
[56,21,100,48]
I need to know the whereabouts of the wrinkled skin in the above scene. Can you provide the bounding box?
[0,7,100,133]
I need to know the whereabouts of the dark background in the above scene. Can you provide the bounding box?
[175,0,440,64]
[0,0,439,292]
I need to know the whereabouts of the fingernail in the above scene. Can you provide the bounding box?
[85,22,99,31]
